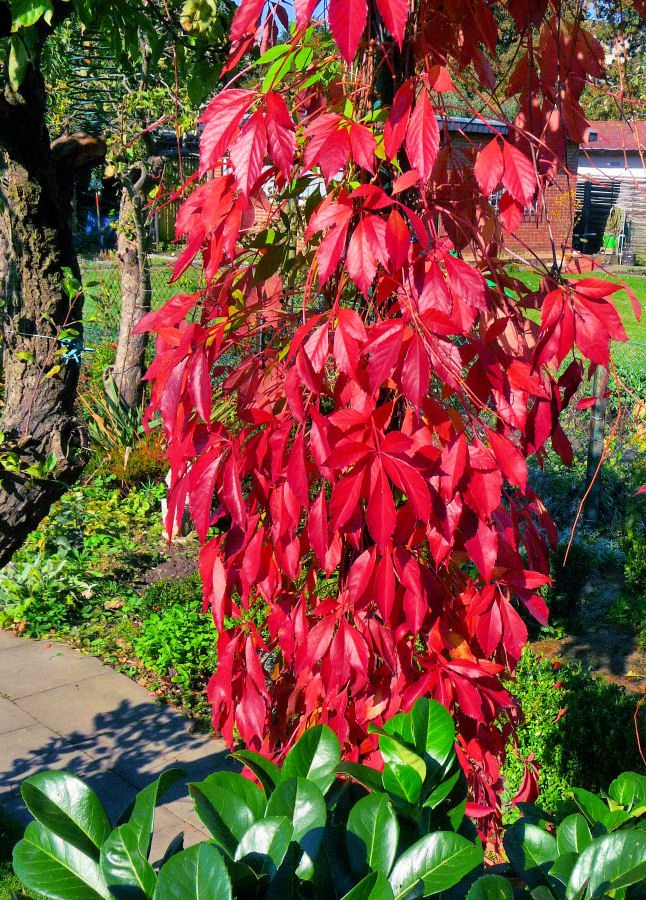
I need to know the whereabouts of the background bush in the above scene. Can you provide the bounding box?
[503,649,646,819]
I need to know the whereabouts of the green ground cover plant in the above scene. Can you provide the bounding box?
[133,575,218,691]
[0,475,164,637]
[0,468,221,723]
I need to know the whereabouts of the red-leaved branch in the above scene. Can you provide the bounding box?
[138,0,643,832]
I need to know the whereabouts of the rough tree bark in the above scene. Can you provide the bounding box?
[0,47,101,567]
[112,164,154,408]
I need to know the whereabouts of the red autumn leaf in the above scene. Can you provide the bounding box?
[443,254,487,310]
[375,552,396,622]
[317,224,350,286]
[229,0,265,49]
[199,90,256,174]
[500,599,528,662]
[498,191,524,232]
[329,0,367,63]
[385,208,410,272]
[365,319,404,394]
[330,470,364,530]
[476,600,502,657]
[366,465,396,551]
[400,331,430,413]
[333,307,367,377]
[485,428,527,490]
[347,216,380,296]
[501,140,537,208]
[384,79,415,161]
[294,0,318,27]
[265,92,296,179]
[576,396,601,410]
[465,518,498,582]
[304,322,330,372]
[427,64,454,92]
[304,115,352,183]
[375,0,409,47]
[308,489,329,567]
[510,753,540,806]
[230,110,267,197]
[188,348,212,423]
[405,86,439,181]
[221,454,246,527]
[349,122,376,173]
[474,137,504,197]
[329,620,370,691]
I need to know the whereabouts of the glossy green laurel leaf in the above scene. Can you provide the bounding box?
[99,823,156,899]
[502,822,557,891]
[266,775,326,842]
[556,814,592,857]
[233,749,282,796]
[282,725,341,795]
[188,771,266,857]
[153,843,232,900]
[466,874,514,900]
[608,772,646,811]
[567,831,646,900]
[234,816,294,880]
[388,832,483,899]
[346,792,399,878]
[21,771,111,860]
[13,821,111,900]
[340,870,395,900]
[118,768,183,858]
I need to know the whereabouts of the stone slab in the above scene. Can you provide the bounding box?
[0,723,96,821]
[0,633,218,859]
[15,672,162,743]
[0,629,20,650]
[0,698,38,734]
[0,639,107,700]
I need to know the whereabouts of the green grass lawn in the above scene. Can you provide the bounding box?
[507,264,646,343]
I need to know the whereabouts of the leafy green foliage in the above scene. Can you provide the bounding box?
[131,575,217,689]
[12,700,484,900]
[15,697,646,900]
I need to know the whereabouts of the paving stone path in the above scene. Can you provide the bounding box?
[0,629,232,860]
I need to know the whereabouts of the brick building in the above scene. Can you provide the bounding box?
[441,116,579,260]
[575,120,646,259]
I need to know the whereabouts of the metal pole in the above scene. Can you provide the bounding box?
[584,365,608,526]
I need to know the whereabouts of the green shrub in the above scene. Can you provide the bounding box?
[504,650,646,819]
[545,537,621,627]
[0,476,165,637]
[608,517,646,644]
[12,700,646,900]
[12,699,484,900]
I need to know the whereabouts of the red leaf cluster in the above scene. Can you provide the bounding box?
[139,0,639,835]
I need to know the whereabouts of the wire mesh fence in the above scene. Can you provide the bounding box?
[79,256,202,352]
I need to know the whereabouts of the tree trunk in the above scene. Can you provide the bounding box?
[0,66,88,568]
[113,170,152,408]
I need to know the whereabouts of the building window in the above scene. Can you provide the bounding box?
[491,188,539,222]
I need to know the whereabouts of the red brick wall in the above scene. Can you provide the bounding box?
[504,163,578,259]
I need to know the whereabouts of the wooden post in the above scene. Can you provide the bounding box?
[584,365,608,526]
